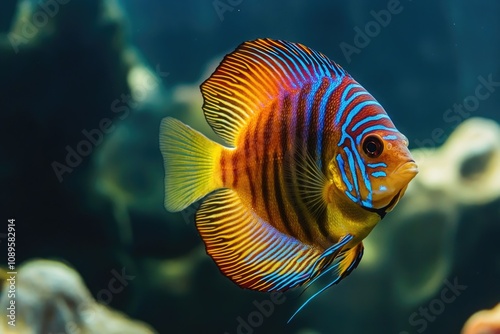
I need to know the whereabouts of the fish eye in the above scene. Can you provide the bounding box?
[362,135,383,158]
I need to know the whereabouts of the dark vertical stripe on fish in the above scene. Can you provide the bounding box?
[273,152,294,237]
[244,132,256,207]
[220,152,227,186]
[287,81,327,242]
[295,86,309,146]
[251,107,266,208]
[284,86,315,243]
[280,94,290,159]
[232,147,239,188]
[321,89,337,176]
[277,95,295,236]
[306,79,328,163]
[293,86,309,193]
[315,195,330,240]
[261,106,274,221]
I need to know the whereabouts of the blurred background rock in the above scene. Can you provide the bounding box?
[0,0,499,333]
[0,260,156,334]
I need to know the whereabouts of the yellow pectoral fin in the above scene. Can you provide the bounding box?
[196,188,332,292]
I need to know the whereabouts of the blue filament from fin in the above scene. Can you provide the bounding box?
[287,235,354,323]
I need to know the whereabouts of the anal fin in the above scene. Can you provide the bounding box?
[196,189,345,292]
[288,242,364,323]
[196,188,363,322]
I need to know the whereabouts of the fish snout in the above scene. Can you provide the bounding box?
[393,160,419,178]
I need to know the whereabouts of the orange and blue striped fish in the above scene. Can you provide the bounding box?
[159,38,418,321]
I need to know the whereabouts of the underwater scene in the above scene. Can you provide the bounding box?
[1,0,500,333]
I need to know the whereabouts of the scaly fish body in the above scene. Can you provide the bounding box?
[160,38,418,320]
[217,79,375,250]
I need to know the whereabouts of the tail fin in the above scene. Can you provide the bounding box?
[159,117,223,212]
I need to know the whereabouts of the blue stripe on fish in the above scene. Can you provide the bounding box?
[345,191,358,203]
[247,45,297,88]
[350,141,372,207]
[268,44,305,83]
[336,154,353,192]
[278,49,307,82]
[355,125,399,144]
[351,114,389,132]
[343,147,359,199]
[316,82,338,167]
[367,162,387,168]
[304,81,324,137]
[339,100,381,145]
[334,83,363,125]
[343,99,381,129]
[285,43,313,77]
[245,235,288,264]
[240,48,289,95]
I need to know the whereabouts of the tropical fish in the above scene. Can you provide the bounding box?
[159,38,418,321]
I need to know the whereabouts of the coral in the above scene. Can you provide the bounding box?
[0,260,156,334]
[412,117,500,205]
[462,304,500,334]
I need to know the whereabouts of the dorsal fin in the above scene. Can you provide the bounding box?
[200,38,346,145]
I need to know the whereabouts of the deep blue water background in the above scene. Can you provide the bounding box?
[122,0,500,148]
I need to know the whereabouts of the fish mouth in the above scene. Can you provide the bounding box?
[362,190,402,219]
[361,160,417,218]
[393,160,419,177]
